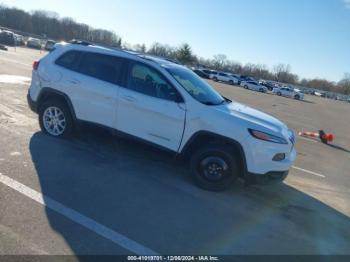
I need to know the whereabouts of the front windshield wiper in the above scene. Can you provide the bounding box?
[202,100,226,106]
[217,99,227,105]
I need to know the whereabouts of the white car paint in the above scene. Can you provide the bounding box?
[29,43,296,177]
[273,86,304,100]
[240,80,268,93]
[211,72,239,85]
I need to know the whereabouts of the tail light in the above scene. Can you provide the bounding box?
[33,60,40,70]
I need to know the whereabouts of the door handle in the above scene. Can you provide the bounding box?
[121,95,136,102]
[68,79,80,85]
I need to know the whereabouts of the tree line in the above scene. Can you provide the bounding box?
[132,42,350,95]
[0,4,349,95]
[0,5,122,47]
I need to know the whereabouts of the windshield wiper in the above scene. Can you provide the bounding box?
[202,100,226,106]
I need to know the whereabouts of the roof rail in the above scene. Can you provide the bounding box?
[68,39,181,66]
[69,39,92,46]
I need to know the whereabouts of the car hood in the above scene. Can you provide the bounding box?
[216,101,288,134]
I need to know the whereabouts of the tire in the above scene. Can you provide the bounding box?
[190,145,239,191]
[213,77,218,82]
[277,92,282,96]
[294,95,300,100]
[259,88,263,92]
[39,98,74,138]
[229,80,234,85]
[244,85,248,89]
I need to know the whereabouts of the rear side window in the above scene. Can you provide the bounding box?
[55,51,82,71]
[79,52,124,85]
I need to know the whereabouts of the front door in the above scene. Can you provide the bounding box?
[116,62,186,151]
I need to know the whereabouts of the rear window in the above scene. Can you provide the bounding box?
[55,51,82,71]
[79,52,124,85]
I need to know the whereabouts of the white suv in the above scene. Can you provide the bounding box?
[27,41,296,191]
[273,86,304,100]
[211,72,239,85]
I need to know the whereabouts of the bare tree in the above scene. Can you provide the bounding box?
[338,73,350,95]
[212,54,228,70]
[0,4,122,46]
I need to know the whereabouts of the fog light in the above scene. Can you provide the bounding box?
[273,153,285,161]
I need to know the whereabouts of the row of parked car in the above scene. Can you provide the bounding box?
[192,68,305,100]
[0,29,56,51]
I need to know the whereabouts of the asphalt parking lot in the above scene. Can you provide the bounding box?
[0,47,350,255]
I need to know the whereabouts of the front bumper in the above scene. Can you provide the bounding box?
[246,170,289,185]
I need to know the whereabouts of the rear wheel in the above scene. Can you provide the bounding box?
[277,92,282,96]
[259,88,263,92]
[244,85,248,89]
[190,145,238,191]
[294,94,300,100]
[39,98,74,138]
[213,77,218,82]
[229,80,234,85]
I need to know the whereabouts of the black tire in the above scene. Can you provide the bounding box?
[244,85,248,89]
[190,145,238,191]
[39,98,74,138]
[294,95,300,100]
[229,80,234,85]
[277,92,282,96]
[213,77,218,82]
[259,88,263,92]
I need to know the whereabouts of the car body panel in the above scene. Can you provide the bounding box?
[28,42,296,177]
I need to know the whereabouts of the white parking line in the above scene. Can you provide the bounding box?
[292,166,326,178]
[0,173,158,255]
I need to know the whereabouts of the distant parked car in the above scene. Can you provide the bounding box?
[14,34,25,46]
[44,40,56,51]
[241,81,267,93]
[313,91,325,97]
[261,81,276,91]
[212,72,239,85]
[27,37,42,49]
[201,69,214,76]
[0,30,16,46]
[208,70,218,79]
[193,69,210,79]
[273,86,304,100]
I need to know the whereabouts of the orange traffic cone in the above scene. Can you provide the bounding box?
[298,130,334,144]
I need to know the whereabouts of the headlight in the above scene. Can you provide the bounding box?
[248,129,288,144]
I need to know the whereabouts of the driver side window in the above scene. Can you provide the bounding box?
[127,63,181,102]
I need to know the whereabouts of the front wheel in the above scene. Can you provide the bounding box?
[213,77,218,82]
[39,99,74,138]
[294,95,300,100]
[229,80,234,85]
[277,92,282,96]
[244,85,248,89]
[190,145,238,191]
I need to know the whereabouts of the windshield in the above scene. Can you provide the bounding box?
[166,66,225,105]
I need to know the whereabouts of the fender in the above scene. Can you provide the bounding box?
[179,130,248,178]
[37,87,77,120]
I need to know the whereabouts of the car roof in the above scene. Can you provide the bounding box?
[65,41,187,70]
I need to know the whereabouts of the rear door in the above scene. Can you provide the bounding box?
[116,61,186,151]
[68,52,125,128]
